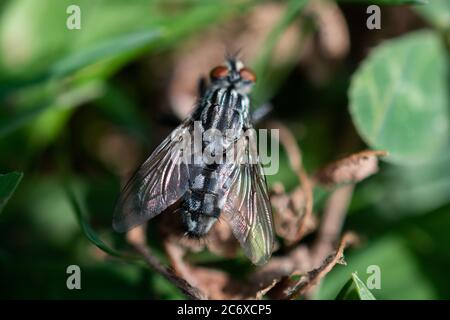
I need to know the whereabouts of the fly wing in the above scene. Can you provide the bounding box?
[113,120,196,232]
[221,133,274,265]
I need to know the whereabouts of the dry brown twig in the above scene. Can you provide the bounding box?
[126,226,207,300]
[312,184,355,267]
[283,232,359,299]
[313,150,388,187]
[311,150,387,266]
[265,120,314,245]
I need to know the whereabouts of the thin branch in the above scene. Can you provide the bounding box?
[266,120,314,244]
[283,232,358,300]
[295,164,314,242]
[126,226,207,300]
[256,279,280,300]
[312,183,354,266]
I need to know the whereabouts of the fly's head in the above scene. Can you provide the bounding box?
[209,58,256,95]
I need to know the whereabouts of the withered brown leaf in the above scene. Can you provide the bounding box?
[314,150,388,186]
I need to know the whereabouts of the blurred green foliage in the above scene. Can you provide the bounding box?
[0,171,23,213]
[1,0,449,299]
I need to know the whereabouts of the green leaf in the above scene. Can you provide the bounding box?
[0,0,252,80]
[353,273,377,299]
[0,172,23,214]
[335,277,356,299]
[380,157,450,215]
[0,103,50,138]
[338,0,428,5]
[415,0,450,31]
[50,29,160,78]
[336,273,376,300]
[349,30,449,164]
[0,80,104,139]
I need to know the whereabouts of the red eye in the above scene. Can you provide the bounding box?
[210,65,229,79]
[239,67,256,82]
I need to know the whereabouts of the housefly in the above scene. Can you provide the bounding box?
[113,57,274,265]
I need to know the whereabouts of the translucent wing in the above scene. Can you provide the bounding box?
[113,120,195,232]
[221,134,274,265]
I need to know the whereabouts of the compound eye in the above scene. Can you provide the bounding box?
[210,65,229,80]
[239,67,256,82]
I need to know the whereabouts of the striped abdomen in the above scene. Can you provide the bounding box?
[180,87,248,237]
